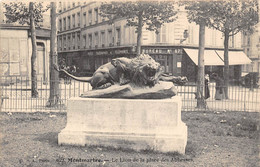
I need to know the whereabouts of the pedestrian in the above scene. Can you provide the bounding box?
[205,74,210,99]
[212,73,225,100]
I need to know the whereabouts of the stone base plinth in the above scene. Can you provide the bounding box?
[58,96,187,154]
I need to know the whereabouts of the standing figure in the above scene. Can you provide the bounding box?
[204,74,210,99]
[212,73,225,100]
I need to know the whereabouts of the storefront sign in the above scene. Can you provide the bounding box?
[96,51,109,55]
[174,49,182,54]
[115,49,129,54]
[143,48,173,54]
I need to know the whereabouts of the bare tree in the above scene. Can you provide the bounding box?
[46,2,60,107]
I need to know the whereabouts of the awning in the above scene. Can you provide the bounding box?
[184,48,252,66]
[215,50,252,65]
[184,48,224,66]
[241,72,249,77]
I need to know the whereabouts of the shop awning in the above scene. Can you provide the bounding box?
[184,48,224,66]
[184,48,252,66]
[215,50,252,65]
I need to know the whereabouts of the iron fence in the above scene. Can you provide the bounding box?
[0,76,259,112]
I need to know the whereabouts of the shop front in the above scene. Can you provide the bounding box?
[182,48,252,84]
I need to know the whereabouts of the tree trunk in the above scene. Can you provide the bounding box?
[29,2,38,98]
[47,2,60,107]
[136,14,143,56]
[196,22,206,108]
[223,30,230,99]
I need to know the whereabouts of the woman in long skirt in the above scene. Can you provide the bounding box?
[205,74,210,99]
[212,73,225,100]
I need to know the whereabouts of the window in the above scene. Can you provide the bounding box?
[72,33,75,49]
[88,10,92,25]
[155,26,166,43]
[67,34,71,50]
[72,14,75,28]
[77,32,80,49]
[58,2,62,13]
[72,2,75,7]
[88,34,92,48]
[59,19,62,31]
[162,26,166,42]
[67,16,71,29]
[94,8,98,24]
[83,12,86,27]
[101,31,105,47]
[63,35,66,50]
[58,36,62,51]
[83,35,86,48]
[247,36,250,45]
[77,12,80,27]
[108,29,113,46]
[116,28,121,46]
[63,17,66,30]
[94,32,98,48]
[63,2,66,11]
[156,31,160,43]
[8,40,20,75]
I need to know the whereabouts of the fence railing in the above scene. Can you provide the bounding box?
[1,76,259,112]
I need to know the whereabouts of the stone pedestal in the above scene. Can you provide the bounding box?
[58,96,187,154]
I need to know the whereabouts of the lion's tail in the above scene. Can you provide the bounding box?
[60,69,92,82]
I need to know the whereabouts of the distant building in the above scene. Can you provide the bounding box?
[241,21,260,83]
[0,2,51,81]
[57,2,251,83]
[0,24,51,81]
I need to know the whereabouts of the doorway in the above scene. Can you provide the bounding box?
[36,43,46,81]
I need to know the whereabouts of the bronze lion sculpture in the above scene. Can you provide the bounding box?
[57,54,187,90]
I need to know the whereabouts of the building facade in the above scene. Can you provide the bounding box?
[0,24,51,81]
[0,2,51,81]
[241,23,260,81]
[57,2,250,82]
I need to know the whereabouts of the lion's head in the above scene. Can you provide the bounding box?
[128,54,163,87]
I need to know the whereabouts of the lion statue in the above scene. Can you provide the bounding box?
[57,54,187,89]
